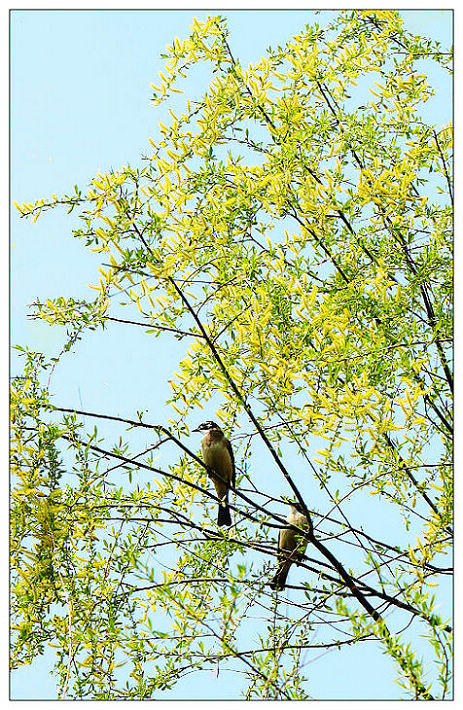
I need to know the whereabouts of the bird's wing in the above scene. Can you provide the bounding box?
[225,437,236,488]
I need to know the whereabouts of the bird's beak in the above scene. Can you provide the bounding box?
[192,427,202,432]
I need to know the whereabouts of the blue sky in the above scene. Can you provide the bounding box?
[10,8,453,419]
[10,8,453,701]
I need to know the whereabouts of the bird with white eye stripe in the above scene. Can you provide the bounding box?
[270,502,312,590]
[193,421,235,527]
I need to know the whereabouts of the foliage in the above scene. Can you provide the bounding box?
[11,10,453,700]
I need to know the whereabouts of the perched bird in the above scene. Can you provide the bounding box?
[270,502,311,591]
[193,421,235,527]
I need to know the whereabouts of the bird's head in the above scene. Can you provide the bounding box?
[290,500,306,515]
[192,420,222,433]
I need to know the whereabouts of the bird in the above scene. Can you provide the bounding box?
[270,502,312,591]
[193,420,235,527]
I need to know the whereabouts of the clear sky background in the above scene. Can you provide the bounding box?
[10,5,453,703]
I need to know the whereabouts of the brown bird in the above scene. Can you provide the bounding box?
[270,502,311,590]
[193,420,235,527]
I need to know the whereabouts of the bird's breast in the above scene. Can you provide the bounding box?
[202,438,233,474]
[203,438,224,453]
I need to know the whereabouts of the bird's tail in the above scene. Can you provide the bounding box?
[269,563,290,591]
[217,500,232,527]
